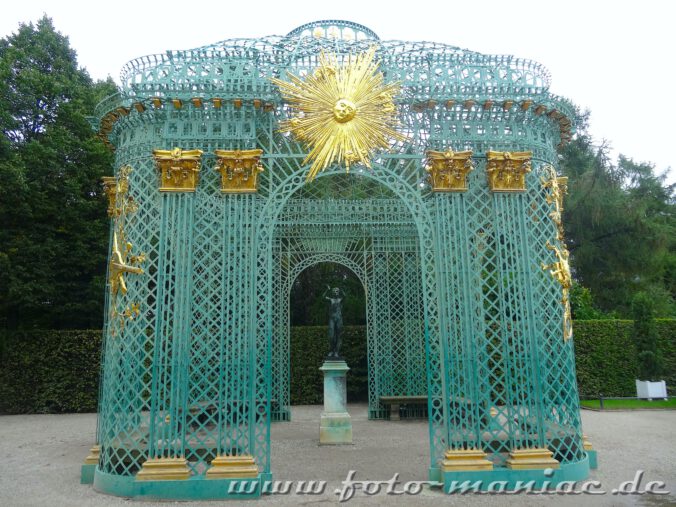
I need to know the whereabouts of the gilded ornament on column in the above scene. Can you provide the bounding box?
[541,240,573,342]
[214,149,264,193]
[153,147,204,192]
[541,165,573,341]
[102,176,118,217]
[541,166,568,240]
[543,240,572,290]
[109,233,144,296]
[103,166,144,336]
[485,151,532,192]
[272,47,406,181]
[425,150,474,192]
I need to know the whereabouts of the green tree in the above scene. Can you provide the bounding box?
[569,283,606,320]
[0,17,115,329]
[560,111,675,317]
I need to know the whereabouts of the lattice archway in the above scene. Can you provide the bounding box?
[272,253,367,422]
[271,222,428,424]
[256,165,442,473]
[287,254,367,292]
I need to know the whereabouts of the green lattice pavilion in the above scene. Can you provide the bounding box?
[83,20,594,499]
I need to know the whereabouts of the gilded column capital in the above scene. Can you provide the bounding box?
[153,147,203,192]
[425,150,474,192]
[485,151,532,192]
[214,149,264,193]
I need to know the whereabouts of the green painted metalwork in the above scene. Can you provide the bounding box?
[91,19,586,499]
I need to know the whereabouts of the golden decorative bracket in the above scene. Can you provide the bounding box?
[425,150,474,192]
[485,151,532,192]
[214,149,265,193]
[153,147,204,192]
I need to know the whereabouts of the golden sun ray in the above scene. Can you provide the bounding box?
[272,47,406,181]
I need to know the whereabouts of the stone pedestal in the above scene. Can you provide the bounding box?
[319,360,352,445]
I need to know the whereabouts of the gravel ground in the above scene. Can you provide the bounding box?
[1,405,675,506]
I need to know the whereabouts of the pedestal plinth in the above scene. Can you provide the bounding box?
[319,360,352,445]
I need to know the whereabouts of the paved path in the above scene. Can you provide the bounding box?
[1,405,674,506]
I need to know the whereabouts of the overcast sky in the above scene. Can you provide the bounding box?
[2,0,674,182]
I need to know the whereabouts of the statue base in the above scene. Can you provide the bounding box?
[319,360,352,445]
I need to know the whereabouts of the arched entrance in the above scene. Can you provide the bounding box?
[269,178,428,423]
[254,166,441,478]
[286,261,367,407]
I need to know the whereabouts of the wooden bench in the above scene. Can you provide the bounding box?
[379,395,428,421]
[379,396,476,421]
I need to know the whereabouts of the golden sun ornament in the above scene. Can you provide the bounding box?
[272,47,405,181]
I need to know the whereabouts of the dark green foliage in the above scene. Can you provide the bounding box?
[559,112,675,318]
[573,320,638,397]
[0,17,115,330]
[574,319,675,396]
[0,329,102,413]
[290,263,366,326]
[570,283,607,320]
[0,321,674,413]
[631,292,663,381]
[289,326,368,404]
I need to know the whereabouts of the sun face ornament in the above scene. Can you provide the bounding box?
[272,47,405,181]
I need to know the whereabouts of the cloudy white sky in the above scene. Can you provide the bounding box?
[2,0,674,182]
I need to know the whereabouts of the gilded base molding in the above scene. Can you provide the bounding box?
[83,444,100,465]
[206,455,259,479]
[582,434,593,451]
[136,457,191,481]
[506,448,560,470]
[441,448,493,472]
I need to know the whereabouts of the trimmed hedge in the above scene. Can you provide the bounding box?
[574,319,676,397]
[1,321,674,414]
[289,326,368,404]
[0,330,102,414]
